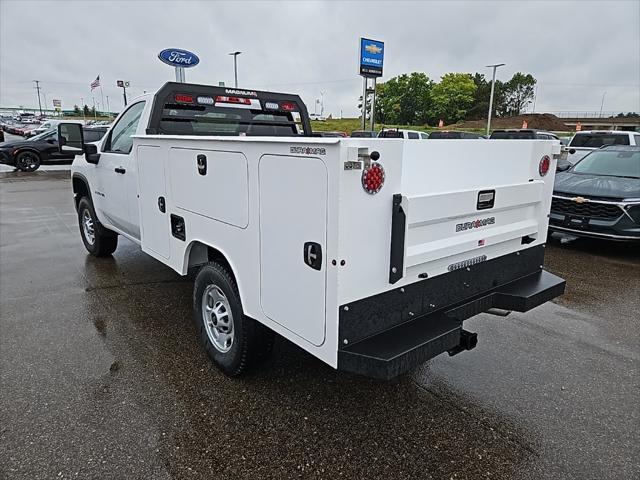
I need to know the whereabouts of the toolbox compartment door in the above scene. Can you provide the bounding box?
[168,148,249,228]
[137,145,170,260]
[259,155,328,346]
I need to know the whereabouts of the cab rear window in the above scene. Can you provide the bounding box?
[491,131,536,139]
[159,101,303,136]
[378,130,403,138]
[430,131,462,139]
[569,134,630,147]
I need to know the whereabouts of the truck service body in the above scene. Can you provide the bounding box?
[61,82,565,379]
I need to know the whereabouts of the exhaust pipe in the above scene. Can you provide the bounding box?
[447,329,478,357]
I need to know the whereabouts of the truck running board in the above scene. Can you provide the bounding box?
[338,269,565,379]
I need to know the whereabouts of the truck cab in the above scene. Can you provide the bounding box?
[378,128,429,139]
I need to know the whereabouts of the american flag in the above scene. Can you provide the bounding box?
[90,75,100,91]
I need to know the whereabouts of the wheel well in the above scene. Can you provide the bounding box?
[15,148,41,158]
[186,241,235,281]
[72,176,90,209]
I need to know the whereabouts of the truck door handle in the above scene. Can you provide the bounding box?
[197,154,207,175]
[303,242,322,270]
[158,196,166,213]
[114,167,126,174]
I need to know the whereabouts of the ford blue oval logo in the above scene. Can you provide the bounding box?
[158,48,200,68]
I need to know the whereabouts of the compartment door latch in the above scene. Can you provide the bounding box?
[303,242,322,270]
[197,154,207,175]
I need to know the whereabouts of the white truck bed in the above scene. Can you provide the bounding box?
[132,134,564,377]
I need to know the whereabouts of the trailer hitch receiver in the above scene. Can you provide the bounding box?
[447,330,478,357]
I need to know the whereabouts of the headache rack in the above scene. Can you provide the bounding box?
[146,82,312,137]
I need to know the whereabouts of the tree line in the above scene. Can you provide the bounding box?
[70,105,98,116]
[362,71,537,126]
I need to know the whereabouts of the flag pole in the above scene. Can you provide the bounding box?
[99,79,105,118]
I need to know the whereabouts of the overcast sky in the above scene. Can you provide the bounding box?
[1,0,638,117]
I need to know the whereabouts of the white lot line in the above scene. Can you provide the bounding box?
[0,165,71,172]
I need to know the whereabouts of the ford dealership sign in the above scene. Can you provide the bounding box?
[158,48,200,68]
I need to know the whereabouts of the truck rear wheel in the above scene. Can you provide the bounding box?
[77,197,118,256]
[193,262,273,376]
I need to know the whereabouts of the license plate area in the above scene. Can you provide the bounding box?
[564,215,589,229]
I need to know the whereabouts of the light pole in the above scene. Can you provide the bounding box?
[229,51,242,88]
[33,80,43,116]
[486,63,505,137]
[599,91,607,118]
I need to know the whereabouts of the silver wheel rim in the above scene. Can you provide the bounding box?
[202,284,234,353]
[82,209,95,245]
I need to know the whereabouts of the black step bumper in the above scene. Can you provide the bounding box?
[337,246,565,379]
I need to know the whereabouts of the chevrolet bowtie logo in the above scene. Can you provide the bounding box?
[364,43,382,54]
[572,196,588,204]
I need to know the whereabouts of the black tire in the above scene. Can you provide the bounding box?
[15,151,41,172]
[193,262,274,376]
[77,197,118,256]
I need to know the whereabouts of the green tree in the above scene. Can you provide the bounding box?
[73,105,80,115]
[83,104,90,116]
[503,72,536,115]
[464,73,506,120]
[374,72,434,125]
[431,73,477,123]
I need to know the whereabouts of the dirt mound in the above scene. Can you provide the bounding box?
[453,113,570,132]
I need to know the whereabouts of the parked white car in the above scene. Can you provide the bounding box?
[30,119,84,137]
[57,82,565,380]
[309,114,326,121]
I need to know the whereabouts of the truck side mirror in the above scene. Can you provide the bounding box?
[84,144,100,164]
[58,123,84,154]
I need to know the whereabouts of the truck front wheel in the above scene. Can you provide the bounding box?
[77,197,118,256]
[194,262,273,376]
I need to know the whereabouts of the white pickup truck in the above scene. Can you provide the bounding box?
[566,130,640,164]
[58,82,565,379]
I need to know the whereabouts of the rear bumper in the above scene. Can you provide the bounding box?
[337,245,565,379]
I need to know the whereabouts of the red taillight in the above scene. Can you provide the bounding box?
[215,95,251,105]
[539,155,551,176]
[362,163,385,194]
[175,94,193,103]
[280,101,297,111]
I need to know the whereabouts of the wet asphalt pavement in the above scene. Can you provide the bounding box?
[1,171,638,480]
